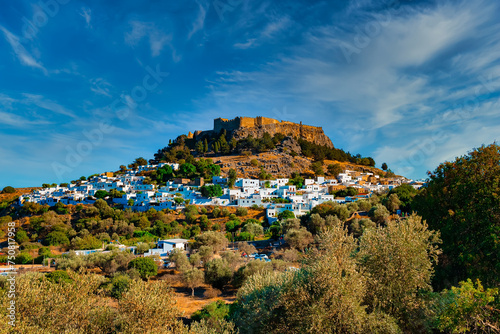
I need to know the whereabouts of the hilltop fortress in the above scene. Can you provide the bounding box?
[192,116,334,148]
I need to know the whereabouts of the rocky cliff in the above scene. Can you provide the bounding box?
[195,117,334,148]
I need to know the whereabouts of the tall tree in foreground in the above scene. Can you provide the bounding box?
[414,143,500,289]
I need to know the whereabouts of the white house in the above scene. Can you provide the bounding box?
[144,239,189,257]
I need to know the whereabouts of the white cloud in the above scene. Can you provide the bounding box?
[0,26,47,74]
[188,3,207,39]
[80,7,92,28]
[22,94,77,118]
[90,78,112,97]
[125,21,172,57]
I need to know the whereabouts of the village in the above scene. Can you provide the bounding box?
[19,162,423,224]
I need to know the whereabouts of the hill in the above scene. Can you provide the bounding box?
[153,116,382,178]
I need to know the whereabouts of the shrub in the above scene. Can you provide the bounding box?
[191,300,230,322]
[236,207,248,216]
[110,274,132,299]
[128,257,158,280]
[1,186,15,194]
[45,231,70,246]
[15,229,30,244]
[46,270,72,284]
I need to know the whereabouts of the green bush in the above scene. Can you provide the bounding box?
[236,207,248,216]
[128,257,158,280]
[191,300,230,322]
[45,231,70,246]
[110,274,132,299]
[1,186,15,194]
[46,270,72,284]
[15,252,33,264]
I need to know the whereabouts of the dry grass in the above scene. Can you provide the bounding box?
[156,269,236,317]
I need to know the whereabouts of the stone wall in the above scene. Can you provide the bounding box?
[198,116,334,148]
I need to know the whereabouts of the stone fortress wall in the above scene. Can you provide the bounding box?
[196,116,334,148]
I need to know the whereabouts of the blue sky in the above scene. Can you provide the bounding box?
[1,0,500,187]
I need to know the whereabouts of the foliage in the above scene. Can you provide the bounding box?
[128,257,158,280]
[44,231,70,246]
[387,184,417,212]
[358,214,442,329]
[46,270,72,284]
[284,227,314,251]
[235,207,248,216]
[192,300,230,322]
[204,258,233,290]
[1,186,15,194]
[413,143,500,289]
[110,274,132,299]
[230,221,399,334]
[327,163,343,177]
[435,279,500,333]
[194,231,228,253]
[277,210,295,221]
[170,249,191,272]
[71,235,102,250]
[200,184,223,198]
[183,267,205,296]
[15,229,29,243]
[368,204,390,224]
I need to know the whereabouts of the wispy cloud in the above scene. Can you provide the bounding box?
[188,2,207,39]
[80,7,92,28]
[125,21,172,57]
[0,26,47,74]
[22,94,77,118]
[90,78,112,97]
[233,16,292,49]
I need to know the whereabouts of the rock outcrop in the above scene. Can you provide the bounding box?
[194,116,333,148]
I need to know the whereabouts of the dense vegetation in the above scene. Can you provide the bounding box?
[1,144,500,333]
[153,130,376,167]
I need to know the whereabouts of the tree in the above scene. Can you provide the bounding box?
[236,207,248,216]
[237,242,257,256]
[310,161,324,176]
[358,214,441,328]
[289,172,304,189]
[242,223,263,238]
[1,186,15,194]
[170,249,191,272]
[15,229,29,243]
[414,143,500,289]
[194,231,228,253]
[128,257,158,280]
[133,157,148,166]
[198,245,214,264]
[278,210,295,221]
[381,162,388,171]
[285,227,313,252]
[45,231,70,246]
[369,204,390,224]
[200,184,223,198]
[230,220,401,334]
[385,193,401,213]
[94,190,109,199]
[388,184,417,212]
[204,258,233,290]
[183,268,205,296]
[327,163,343,177]
[179,163,196,178]
[227,168,237,188]
[195,140,204,155]
[435,279,500,333]
[203,138,209,153]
